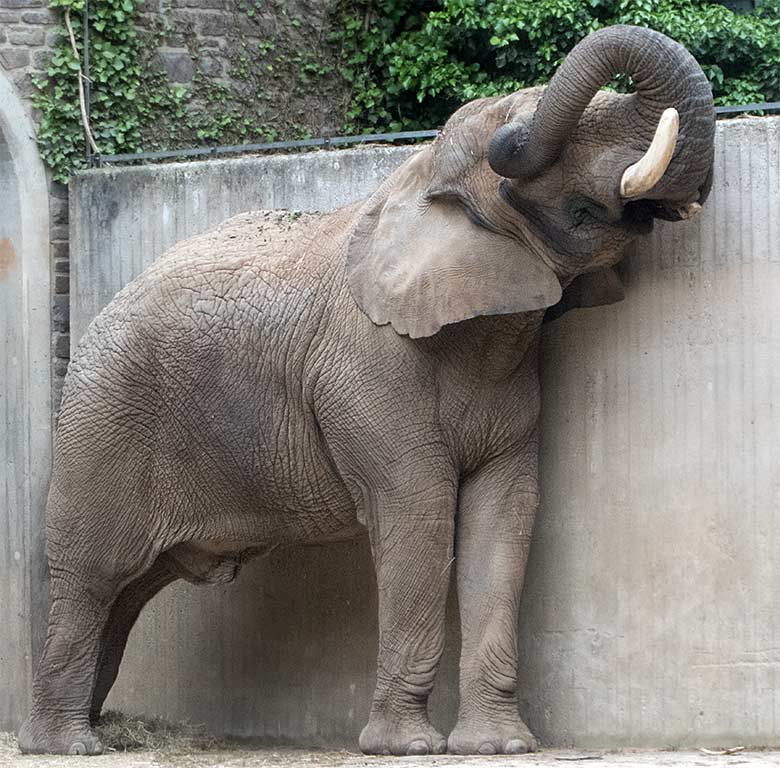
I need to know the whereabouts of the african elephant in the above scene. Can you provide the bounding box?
[19,24,715,756]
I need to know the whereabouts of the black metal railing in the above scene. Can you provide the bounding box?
[89,104,780,168]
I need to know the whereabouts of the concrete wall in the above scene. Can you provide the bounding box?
[528,118,780,746]
[67,118,780,748]
[0,5,71,414]
[0,66,51,732]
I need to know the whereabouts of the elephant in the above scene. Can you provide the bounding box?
[19,24,715,756]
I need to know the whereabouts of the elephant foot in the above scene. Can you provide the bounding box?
[448,715,538,755]
[359,712,447,756]
[18,715,104,755]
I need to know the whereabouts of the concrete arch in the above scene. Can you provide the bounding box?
[0,66,52,731]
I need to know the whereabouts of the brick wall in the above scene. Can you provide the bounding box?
[50,182,69,410]
[135,0,349,143]
[0,0,56,100]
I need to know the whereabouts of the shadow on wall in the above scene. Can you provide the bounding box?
[109,536,462,744]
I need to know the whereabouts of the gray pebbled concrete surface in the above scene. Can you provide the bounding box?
[3,736,780,768]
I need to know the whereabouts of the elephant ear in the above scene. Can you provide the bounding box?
[543,267,625,323]
[346,148,562,339]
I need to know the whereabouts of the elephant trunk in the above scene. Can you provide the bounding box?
[488,25,715,205]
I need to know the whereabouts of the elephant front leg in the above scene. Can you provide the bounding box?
[448,447,539,755]
[359,480,456,756]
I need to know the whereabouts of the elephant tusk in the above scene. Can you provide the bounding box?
[676,201,702,219]
[620,108,679,198]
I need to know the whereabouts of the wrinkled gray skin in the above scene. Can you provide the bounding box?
[20,25,715,757]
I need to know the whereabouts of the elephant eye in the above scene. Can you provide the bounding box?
[568,196,609,227]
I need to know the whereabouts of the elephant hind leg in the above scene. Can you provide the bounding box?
[18,572,116,755]
[19,485,164,756]
[90,555,178,725]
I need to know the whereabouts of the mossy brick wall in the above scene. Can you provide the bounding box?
[133,0,350,147]
[0,0,56,99]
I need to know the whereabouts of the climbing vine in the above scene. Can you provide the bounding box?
[334,0,780,133]
[34,0,188,182]
[34,0,348,182]
[33,0,780,182]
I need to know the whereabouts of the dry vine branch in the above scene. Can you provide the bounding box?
[64,7,99,155]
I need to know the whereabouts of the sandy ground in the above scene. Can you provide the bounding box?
[3,735,780,768]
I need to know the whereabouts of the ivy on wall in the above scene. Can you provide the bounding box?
[33,0,780,182]
[35,0,346,182]
[335,0,780,133]
[134,4,347,153]
[34,0,188,182]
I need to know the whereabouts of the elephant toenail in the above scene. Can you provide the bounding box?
[69,742,87,755]
[506,739,526,753]
[478,742,497,755]
[407,739,429,755]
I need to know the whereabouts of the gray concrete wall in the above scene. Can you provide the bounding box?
[528,117,780,746]
[67,118,780,748]
[0,67,52,732]
[0,5,71,418]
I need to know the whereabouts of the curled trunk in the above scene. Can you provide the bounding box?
[488,25,715,204]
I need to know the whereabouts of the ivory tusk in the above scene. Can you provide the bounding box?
[676,201,702,220]
[620,108,679,198]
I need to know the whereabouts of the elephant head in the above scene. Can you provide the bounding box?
[347,25,715,338]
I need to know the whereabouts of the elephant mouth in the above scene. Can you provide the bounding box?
[620,199,657,233]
